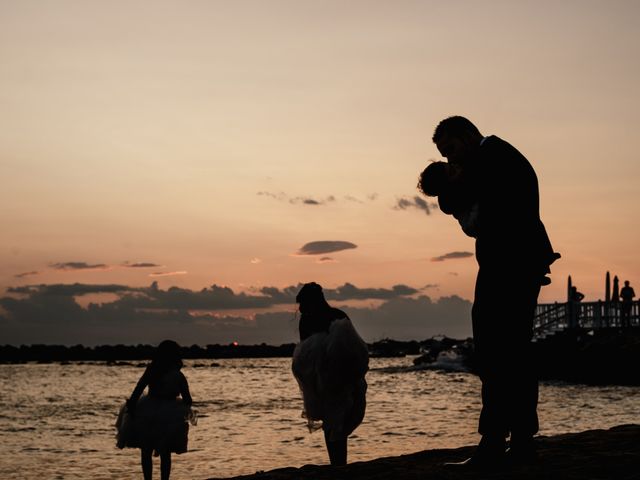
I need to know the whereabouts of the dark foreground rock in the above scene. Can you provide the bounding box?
[209,424,640,480]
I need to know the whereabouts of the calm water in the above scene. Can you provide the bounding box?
[1,357,639,479]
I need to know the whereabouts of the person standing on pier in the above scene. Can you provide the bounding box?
[430,116,559,467]
[620,281,636,327]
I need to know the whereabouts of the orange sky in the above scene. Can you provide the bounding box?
[1,1,639,341]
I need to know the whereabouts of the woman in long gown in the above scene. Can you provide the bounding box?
[291,282,369,466]
[116,340,195,480]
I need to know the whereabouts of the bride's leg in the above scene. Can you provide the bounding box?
[324,430,347,466]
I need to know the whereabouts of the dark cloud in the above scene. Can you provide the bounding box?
[14,271,39,278]
[148,271,188,277]
[258,191,379,206]
[317,257,336,263]
[8,283,135,296]
[0,281,471,345]
[394,196,438,215]
[325,283,419,301]
[431,251,474,262]
[50,262,109,270]
[348,295,472,341]
[122,262,162,268]
[4,281,420,318]
[296,241,357,255]
[290,195,336,205]
[257,191,336,205]
[257,191,286,201]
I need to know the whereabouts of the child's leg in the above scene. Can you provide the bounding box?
[160,452,172,480]
[141,448,153,480]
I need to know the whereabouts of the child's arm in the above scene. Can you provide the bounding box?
[127,367,151,412]
[179,372,193,406]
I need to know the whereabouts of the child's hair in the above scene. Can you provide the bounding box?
[149,340,183,376]
[418,161,449,197]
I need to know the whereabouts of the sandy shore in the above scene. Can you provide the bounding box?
[209,424,640,480]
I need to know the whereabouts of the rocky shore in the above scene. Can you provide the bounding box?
[209,424,640,480]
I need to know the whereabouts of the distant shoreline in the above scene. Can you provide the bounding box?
[0,338,438,363]
[207,424,640,480]
[2,329,639,386]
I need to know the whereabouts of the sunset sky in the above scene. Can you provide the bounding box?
[1,1,639,345]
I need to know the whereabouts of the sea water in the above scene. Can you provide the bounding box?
[1,357,639,479]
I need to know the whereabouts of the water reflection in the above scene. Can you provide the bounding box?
[0,358,638,479]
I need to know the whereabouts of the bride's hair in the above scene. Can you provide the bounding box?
[296,282,329,309]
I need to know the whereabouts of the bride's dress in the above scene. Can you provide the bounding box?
[292,315,369,440]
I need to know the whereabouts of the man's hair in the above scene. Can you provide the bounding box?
[432,116,482,143]
[418,161,449,197]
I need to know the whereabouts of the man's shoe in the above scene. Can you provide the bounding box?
[505,440,537,466]
[444,436,506,469]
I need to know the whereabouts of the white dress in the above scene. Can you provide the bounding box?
[292,317,369,440]
[116,368,195,455]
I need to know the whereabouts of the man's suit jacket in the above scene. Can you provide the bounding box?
[469,135,557,276]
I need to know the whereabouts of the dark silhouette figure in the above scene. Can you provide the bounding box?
[418,160,479,237]
[620,281,636,327]
[570,286,585,303]
[291,282,368,466]
[568,286,585,328]
[431,116,559,467]
[116,340,194,480]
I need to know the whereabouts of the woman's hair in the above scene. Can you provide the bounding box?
[418,161,449,196]
[149,339,183,374]
[296,282,330,309]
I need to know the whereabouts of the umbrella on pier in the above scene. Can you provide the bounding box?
[606,271,611,302]
[612,275,620,302]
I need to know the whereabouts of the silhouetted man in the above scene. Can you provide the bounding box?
[432,116,558,467]
[620,280,635,327]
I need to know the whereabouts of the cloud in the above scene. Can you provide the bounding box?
[148,271,188,277]
[296,241,357,255]
[8,283,135,296]
[0,281,471,345]
[325,283,419,301]
[348,295,472,341]
[431,251,474,262]
[317,257,336,264]
[290,195,336,205]
[258,191,378,205]
[14,271,39,278]
[250,258,262,264]
[50,262,109,271]
[257,191,336,205]
[394,196,438,215]
[3,281,420,316]
[122,262,163,268]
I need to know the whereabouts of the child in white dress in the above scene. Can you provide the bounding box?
[116,340,195,480]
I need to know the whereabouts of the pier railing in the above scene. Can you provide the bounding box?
[533,300,640,340]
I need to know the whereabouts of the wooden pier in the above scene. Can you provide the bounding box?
[534,300,640,340]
